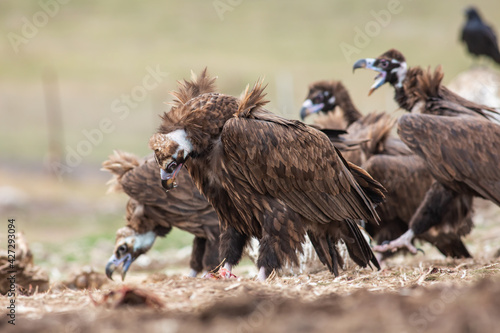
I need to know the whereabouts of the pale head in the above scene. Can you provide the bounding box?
[149,129,193,191]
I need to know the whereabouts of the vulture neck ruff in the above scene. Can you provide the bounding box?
[393,61,407,89]
[130,230,156,251]
[167,129,193,159]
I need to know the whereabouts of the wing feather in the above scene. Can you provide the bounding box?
[221,111,382,224]
[398,113,500,205]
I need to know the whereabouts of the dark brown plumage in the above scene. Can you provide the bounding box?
[102,150,220,280]
[354,49,500,254]
[461,7,500,64]
[301,80,472,258]
[150,70,385,279]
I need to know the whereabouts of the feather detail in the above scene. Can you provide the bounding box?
[235,79,269,118]
[415,66,444,100]
[169,67,217,110]
[101,150,141,193]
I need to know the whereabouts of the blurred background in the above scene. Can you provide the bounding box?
[1,0,500,280]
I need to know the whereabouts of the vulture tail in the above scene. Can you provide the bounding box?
[101,150,140,193]
[343,219,380,271]
[347,161,386,205]
[307,231,343,277]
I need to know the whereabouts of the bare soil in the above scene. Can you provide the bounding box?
[1,258,500,333]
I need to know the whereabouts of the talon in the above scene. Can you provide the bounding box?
[417,248,425,255]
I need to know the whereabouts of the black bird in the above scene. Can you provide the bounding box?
[461,7,500,64]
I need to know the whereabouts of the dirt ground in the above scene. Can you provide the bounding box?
[1,200,500,333]
[1,260,500,333]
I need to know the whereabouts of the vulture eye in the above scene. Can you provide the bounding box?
[117,244,128,255]
[166,161,178,173]
[312,95,323,104]
[379,59,389,68]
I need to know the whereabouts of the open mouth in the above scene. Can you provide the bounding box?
[369,71,387,95]
[160,162,183,191]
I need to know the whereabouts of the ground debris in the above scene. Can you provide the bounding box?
[0,232,49,295]
[89,285,164,309]
[63,266,108,290]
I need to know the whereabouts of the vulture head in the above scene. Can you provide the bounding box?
[300,81,337,120]
[105,199,170,280]
[465,7,481,22]
[353,49,407,95]
[149,130,193,191]
[106,226,155,280]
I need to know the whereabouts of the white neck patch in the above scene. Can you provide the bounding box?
[130,231,156,251]
[393,62,407,88]
[167,129,193,159]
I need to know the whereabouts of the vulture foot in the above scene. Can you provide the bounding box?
[373,229,418,254]
[256,267,267,281]
[187,269,198,278]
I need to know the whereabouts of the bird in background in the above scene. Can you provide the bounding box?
[300,80,473,260]
[102,150,220,280]
[461,6,500,65]
[353,49,500,255]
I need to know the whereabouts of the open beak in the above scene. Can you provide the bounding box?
[353,58,386,96]
[105,253,133,281]
[160,163,183,191]
[300,99,325,120]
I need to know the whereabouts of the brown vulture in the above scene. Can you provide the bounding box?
[300,80,473,258]
[353,49,500,254]
[102,150,220,280]
[461,7,500,65]
[149,69,385,280]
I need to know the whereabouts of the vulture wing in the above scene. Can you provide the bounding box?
[220,94,384,226]
[363,154,432,223]
[121,157,213,218]
[398,113,500,205]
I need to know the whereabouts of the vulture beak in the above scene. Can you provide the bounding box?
[106,253,133,281]
[353,58,386,96]
[106,229,157,281]
[160,163,183,191]
[300,99,325,120]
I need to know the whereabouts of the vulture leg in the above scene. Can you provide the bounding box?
[202,237,220,273]
[257,266,267,281]
[219,226,248,278]
[189,236,207,276]
[374,182,456,254]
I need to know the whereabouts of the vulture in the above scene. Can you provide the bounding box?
[461,7,500,65]
[102,150,220,280]
[353,48,500,254]
[149,69,386,280]
[300,80,473,258]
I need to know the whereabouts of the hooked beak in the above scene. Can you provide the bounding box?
[300,99,325,120]
[353,58,386,96]
[160,163,183,191]
[105,253,133,281]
